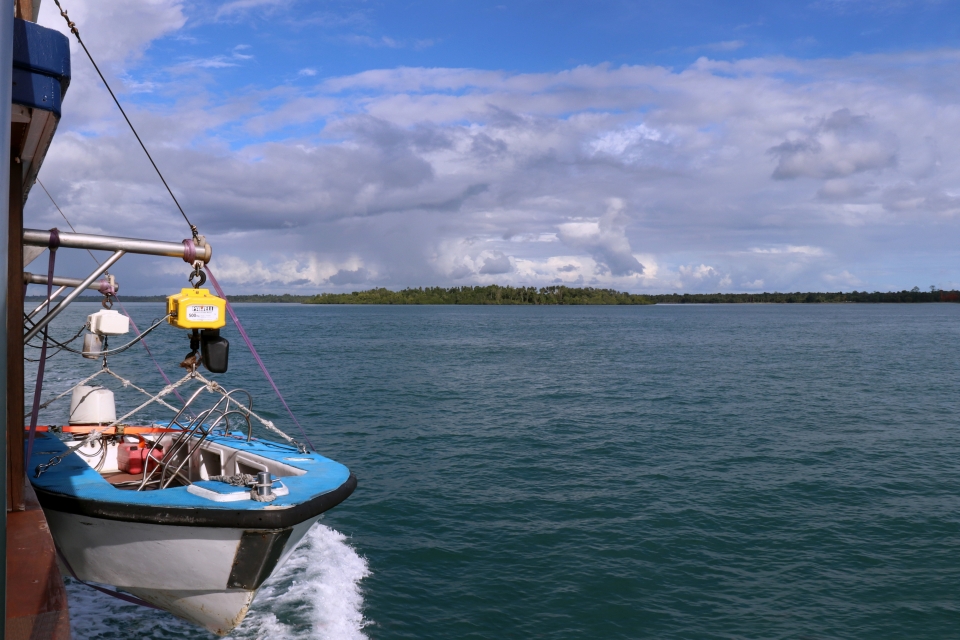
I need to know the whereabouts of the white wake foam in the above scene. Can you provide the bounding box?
[67,523,370,639]
[226,524,371,640]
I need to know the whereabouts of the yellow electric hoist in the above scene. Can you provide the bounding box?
[166,288,226,330]
[166,288,229,373]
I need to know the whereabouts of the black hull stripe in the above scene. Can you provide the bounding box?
[33,473,357,528]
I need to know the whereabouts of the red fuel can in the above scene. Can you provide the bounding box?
[117,442,162,475]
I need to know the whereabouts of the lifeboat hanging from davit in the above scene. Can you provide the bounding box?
[25,234,356,634]
[17,4,356,634]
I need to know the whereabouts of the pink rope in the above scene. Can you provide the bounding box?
[204,265,316,451]
[114,297,187,405]
[27,229,59,463]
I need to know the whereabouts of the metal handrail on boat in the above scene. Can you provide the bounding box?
[135,384,206,490]
[156,409,252,490]
[137,387,254,491]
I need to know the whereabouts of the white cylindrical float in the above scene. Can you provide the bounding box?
[69,385,117,425]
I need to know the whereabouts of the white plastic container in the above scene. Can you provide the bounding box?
[87,309,129,336]
[69,386,117,425]
[82,333,102,359]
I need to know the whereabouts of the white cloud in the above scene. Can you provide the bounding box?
[697,40,747,52]
[343,35,405,49]
[162,253,372,289]
[589,124,663,161]
[25,9,960,293]
[180,45,254,69]
[823,270,863,287]
[215,0,287,20]
[748,246,825,256]
[478,252,513,275]
[557,199,644,276]
[679,264,720,280]
[38,0,186,66]
[769,109,898,180]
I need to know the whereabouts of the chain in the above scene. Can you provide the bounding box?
[36,430,103,477]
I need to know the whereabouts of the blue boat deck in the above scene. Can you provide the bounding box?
[28,431,352,514]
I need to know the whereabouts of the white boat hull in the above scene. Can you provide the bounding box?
[45,508,319,635]
[30,430,356,634]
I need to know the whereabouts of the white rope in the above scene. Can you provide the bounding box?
[193,372,299,446]
[103,369,181,415]
[34,427,107,477]
[35,371,197,477]
[40,366,183,415]
[106,371,195,428]
[38,368,109,410]
[38,367,298,444]
[34,370,305,476]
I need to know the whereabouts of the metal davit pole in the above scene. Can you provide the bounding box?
[22,250,125,344]
[0,0,14,626]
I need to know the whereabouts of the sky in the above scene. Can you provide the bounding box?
[22,0,960,295]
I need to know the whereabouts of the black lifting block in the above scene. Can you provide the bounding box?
[200,328,229,373]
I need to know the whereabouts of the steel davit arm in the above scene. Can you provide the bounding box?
[24,250,125,344]
[25,286,66,320]
[23,272,117,292]
[22,229,212,262]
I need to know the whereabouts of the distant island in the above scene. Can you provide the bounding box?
[306,286,654,305]
[304,286,960,304]
[31,286,960,304]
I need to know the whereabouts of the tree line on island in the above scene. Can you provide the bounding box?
[45,285,960,304]
[303,286,960,304]
[307,286,654,305]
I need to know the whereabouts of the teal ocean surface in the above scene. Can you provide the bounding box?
[33,303,960,639]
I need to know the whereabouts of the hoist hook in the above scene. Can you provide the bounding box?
[189,261,206,288]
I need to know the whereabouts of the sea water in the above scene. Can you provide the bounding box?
[28,303,960,639]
